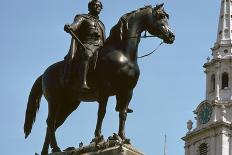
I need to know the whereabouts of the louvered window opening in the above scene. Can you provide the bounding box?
[222,72,229,89]
[210,74,215,91]
[199,143,208,155]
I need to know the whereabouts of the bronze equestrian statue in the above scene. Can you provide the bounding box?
[24,3,175,155]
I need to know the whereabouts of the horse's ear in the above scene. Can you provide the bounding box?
[155,3,164,9]
[159,3,164,7]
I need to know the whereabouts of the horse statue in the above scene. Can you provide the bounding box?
[24,4,175,155]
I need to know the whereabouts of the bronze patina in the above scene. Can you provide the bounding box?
[24,2,175,155]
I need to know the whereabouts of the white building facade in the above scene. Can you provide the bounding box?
[182,0,232,155]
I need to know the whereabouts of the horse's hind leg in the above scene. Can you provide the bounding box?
[93,95,109,143]
[41,114,64,155]
[47,101,61,153]
[42,100,80,154]
[41,127,50,155]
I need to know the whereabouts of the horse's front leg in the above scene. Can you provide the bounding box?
[92,95,109,143]
[117,90,133,142]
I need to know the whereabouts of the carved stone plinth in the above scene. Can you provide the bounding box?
[50,144,143,155]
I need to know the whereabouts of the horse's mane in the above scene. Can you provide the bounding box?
[106,5,152,42]
[124,5,152,17]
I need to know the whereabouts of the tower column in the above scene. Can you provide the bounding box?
[216,64,220,100]
[205,69,209,100]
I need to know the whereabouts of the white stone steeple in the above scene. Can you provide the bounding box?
[212,0,232,59]
[183,1,232,155]
[205,0,232,101]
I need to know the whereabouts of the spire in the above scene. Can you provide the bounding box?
[164,134,167,155]
[212,0,232,59]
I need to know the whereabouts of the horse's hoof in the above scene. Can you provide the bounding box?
[123,138,131,144]
[52,147,61,153]
[117,134,131,144]
[112,133,122,142]
[91,135,104,144]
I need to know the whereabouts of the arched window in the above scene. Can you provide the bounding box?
[210,74,215,91]
[222,72,229,89]
[199,143,208,155]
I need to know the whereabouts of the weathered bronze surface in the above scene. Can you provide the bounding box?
[24,2,175,155]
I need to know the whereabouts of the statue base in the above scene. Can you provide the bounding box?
[49,134,144,155]
[49,144,143,155]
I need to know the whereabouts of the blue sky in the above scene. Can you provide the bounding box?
[0,0,220,155]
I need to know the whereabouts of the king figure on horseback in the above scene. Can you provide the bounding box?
[63,0,105,91]
[63,0,133,113]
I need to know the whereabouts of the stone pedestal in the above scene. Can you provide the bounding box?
[50,144,143,155]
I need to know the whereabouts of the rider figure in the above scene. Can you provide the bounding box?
[64,0,133,113]
[64,0,105,91]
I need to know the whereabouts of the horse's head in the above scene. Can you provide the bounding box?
[146,4,175,44]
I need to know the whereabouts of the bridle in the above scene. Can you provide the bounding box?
[126,7,166,59]
[127,31,164,59]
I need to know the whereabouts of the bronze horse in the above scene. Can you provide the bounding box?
[24,4,174,155]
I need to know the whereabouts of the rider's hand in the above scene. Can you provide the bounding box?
[64,24,70,33]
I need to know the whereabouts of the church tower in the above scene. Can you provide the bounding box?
[182,0,232,155]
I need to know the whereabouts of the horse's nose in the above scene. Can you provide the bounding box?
[165,32,175,44]
[170,32,175,41]
[168,29,175,41]
[166,26,175,39]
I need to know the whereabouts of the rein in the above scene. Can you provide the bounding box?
[138,41,163,58]
[127,31,164,58]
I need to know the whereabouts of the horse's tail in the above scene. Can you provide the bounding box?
[24,75,43,139]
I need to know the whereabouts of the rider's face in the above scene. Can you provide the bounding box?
[90,2,102,15]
